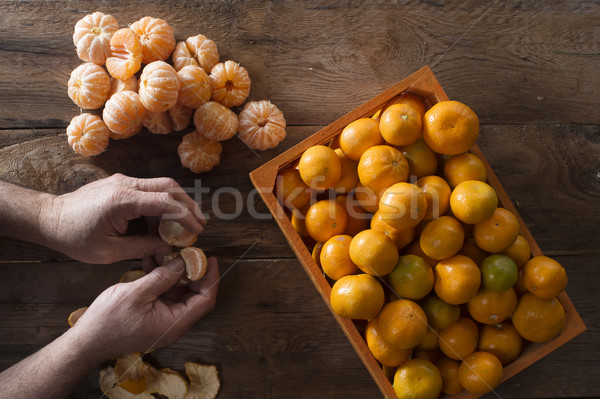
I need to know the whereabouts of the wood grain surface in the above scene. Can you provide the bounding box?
[0,1,598,398]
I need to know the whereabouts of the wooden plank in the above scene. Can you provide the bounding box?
[0,255,596,398]
[0,0,599,129]
[1,124,598,262]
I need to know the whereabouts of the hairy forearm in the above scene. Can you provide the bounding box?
[0,327,104,398]
[0,180,56,246]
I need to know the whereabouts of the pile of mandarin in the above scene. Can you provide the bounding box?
[67,12,286,172]
[276,94,568,398]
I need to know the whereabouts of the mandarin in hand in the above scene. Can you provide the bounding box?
[298,145,341,190]
[330,274,384,320]
[422,100,479,155]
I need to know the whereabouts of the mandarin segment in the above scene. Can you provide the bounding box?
[178,131,222,173]
[68,63,111,109]
[103,90,146,139]
[139,61,180,112]
[173,35,220,72]
[159,219,198,247]
[73,11,118,65]
[194,101,239,141]
[130,16,176,63]
[180,247,208,282]
[67,306,88,327]
[177,65,212,108]
[210,60,251,108]
[238,100,287,150]
[106,28,143,80]
[67,113,110,156]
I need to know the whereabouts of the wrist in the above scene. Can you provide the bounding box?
[35,193,62,249]
[61,326,108,368]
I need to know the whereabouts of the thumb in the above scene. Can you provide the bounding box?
[132,258,185,299]
[111,235,171,261]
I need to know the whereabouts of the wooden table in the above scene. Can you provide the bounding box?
[0,1,598,398]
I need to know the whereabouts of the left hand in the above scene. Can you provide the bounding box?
[39,173,206,264]
[70,256,219,361]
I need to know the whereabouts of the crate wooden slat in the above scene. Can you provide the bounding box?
[250,66,586,399]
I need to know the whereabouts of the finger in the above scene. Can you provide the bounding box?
[154,245,173,266]
[171,258,219,325]
[109,235,171,261]
[124,191,204,235]
[131,258,185,299]
[161,206,204,236]
[141,256,157,273]
[132,177,206,226]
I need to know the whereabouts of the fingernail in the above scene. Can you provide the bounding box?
[165,257,185,273]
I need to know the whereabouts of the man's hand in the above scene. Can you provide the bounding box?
[38,173,206,264]
[72,256,219,360]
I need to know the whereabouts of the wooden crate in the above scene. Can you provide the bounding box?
[249,66,586,399]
